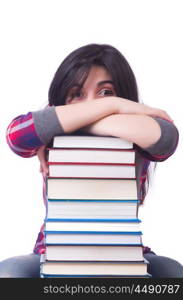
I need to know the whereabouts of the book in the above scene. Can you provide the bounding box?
[45,220,142,233]
[40,135,149,278]
[44,231,142,245]
[53,135,133,149]
[44,217,142,249]
[48,163,136,178]
[47,178,138,200]
[40,259,149,277]
[48,135,135,178]
[44,245,144,261]
[48,148,135,164]
[40,254,151,277]
[46,200,139,220]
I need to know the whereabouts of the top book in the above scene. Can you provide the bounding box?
[53,135,133,149]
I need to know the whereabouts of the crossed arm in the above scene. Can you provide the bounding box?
[35,96,176,176]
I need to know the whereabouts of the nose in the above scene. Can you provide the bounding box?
[84,90,98,102]
[84,96,94,102]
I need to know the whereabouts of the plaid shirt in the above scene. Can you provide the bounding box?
[6,110,179,255]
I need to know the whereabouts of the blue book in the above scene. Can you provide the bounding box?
[40,256,151,278]
[46,199,140,220]
[44,226,142,245]
[46,178,138,201]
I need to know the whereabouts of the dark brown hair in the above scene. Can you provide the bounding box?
[48,43,139,106]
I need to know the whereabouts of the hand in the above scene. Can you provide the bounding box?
[111,96,173,123]
[37,145,49,177]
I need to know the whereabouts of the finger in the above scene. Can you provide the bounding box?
[39,163,49,176]
[159,111,174,122]
[37,148,46,162]
[41,161,49,174]
[37,147,49,175]
[150,109,174,122]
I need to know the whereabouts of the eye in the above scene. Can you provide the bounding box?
[99,89,114,96]
[70,90,83,99]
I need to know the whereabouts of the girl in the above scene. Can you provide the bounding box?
[2,43,183,277]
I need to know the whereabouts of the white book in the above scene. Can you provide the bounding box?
[44,232,142,245]
[45,221,141,233]
[40,260,148,276]
[47,200,139,220]
[48,164,135,178]
[48,148,135,164]
[47,178,137,200]
[53,135,133,149]
[45,245,143,261]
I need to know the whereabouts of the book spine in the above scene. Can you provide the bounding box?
[47,147,136,152]
[45,243,143,246]
[48,162,136,166]
[44,231,143,235]
[47,177,137,180]
[45,218,141,223]
[41,274,151,278]
[48,177,137,180]
[47,199,140,202]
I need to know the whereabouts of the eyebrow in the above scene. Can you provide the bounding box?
[97,80,114,86]
[71,80,114,89]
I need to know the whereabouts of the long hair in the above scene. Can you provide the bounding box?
[48,43,157,202]
[48,44,139,106]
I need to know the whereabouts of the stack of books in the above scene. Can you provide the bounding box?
[40,135,150,277]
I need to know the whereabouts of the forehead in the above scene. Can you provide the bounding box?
[75,65,113,90]
[68,65,114,94]
[86,65,112,82]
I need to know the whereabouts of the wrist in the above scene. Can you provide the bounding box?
[104,97,120,115]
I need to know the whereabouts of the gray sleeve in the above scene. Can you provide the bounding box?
[143,117,179,156]
[32,106,65,145]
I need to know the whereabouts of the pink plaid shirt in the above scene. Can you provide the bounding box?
[6,109,179,255]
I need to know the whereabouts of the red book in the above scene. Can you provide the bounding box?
[47,136,135,178]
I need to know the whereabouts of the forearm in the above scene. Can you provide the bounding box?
[55,99,117,133]
[84,114,161,148]
[32,99,116,145]
[31,96,174,147]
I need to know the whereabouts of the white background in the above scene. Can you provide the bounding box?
[0,0,183,263]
